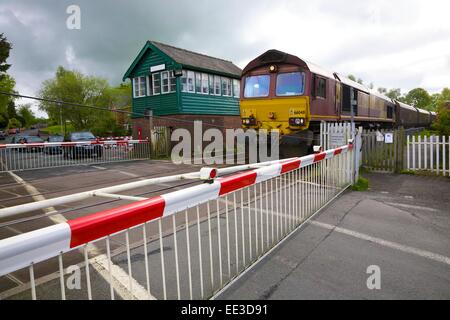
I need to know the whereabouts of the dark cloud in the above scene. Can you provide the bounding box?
[0,0,448,117]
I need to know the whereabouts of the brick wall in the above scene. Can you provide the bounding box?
[132,114,241,140]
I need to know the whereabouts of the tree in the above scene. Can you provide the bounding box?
[403,88,432,110]
[347,74,363,84]
[378,87,387,94]
[0,34,15,118]
[0,33,12,75]
[7,117,21,129]
[386,88,402,100]
[39,66,114,133]
[0,113,7,128]
[17,104,36,128]
[432,88,450,136]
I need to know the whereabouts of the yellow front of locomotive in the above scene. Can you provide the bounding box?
[240,64,310,136]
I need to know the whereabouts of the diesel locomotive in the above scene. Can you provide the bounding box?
[240,49,436,156]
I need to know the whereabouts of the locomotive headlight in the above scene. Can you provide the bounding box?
[242,118,256,126]
[289,117,305,126]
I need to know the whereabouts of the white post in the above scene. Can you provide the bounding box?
[436,136,440,175]
[407,135,410,170]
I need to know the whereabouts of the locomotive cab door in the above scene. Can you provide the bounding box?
[335,82,341,116]
[341,85,358,116]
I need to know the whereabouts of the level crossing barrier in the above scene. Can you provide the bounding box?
[0,143,354,300]
[0,139,150,172]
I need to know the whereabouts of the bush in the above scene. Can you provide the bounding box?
[432,106,450,136]
[352,177,369,191]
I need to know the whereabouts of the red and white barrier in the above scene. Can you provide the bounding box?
[0,144,352,276]
[0,139,147,149]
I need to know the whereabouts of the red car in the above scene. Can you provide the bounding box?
[8,128,18,134]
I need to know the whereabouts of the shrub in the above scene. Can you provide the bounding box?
[352,177,369,191]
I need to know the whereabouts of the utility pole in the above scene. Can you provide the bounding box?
[59,103,64,136]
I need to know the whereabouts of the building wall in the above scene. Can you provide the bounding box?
[180,92,239,115]
[132,115,241,141]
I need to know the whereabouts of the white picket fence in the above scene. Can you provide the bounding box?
[407,135,450,176]
[320,121,362,181]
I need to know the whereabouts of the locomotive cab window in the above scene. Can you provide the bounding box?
[276,72,305,96]
[244,75,270,98]
[314,76,327,98]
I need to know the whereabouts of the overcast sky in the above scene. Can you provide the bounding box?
[1,0,449,117]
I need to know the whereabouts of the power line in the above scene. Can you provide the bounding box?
[0,91,230,129]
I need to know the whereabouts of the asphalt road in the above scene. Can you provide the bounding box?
[0,159,209,298]
[1,158,449,300]
[217,172,450,300]
[0,160,330,300]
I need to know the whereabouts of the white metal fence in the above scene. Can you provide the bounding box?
[407,135,450,176]
[0,140,151,172]
[0,144,354,300]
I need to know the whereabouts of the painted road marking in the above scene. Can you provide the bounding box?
[116,170,139,178]
[383,202,438,212]
[309,220,450,266]
[5,171,155,300]
[91,166,107,170]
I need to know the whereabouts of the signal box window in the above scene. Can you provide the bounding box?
[244,75,270,98]
[276,72,305,96]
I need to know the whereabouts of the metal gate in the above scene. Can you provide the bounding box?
[0,144,354,300]
[151,126,171,158]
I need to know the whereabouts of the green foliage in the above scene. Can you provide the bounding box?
[0,113,7,128]
[347,74,363,84]
[403,88,432,110]
[0,33,12,74]
[414,129,439,138]
[386,88,402,100]
[40,124,74,135]
[400,170,416,175]
[351,177,369,191]
[0,74,16,115]
[0,33,15,117]
[7,117,21,129]
[17,104,36,128]
[39,66,118,134]
[431,88,450,136]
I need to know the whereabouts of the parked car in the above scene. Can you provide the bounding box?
[8,128,19,135]
[44,135,64,154]
[63,131,103,159]
[10,135,44,152]
[0,130,7,140]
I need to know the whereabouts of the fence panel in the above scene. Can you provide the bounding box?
[361,128,404,173]
[151,126,171,158]
[406,135,450,176]
[0,140,151,172]
[0,144,354,300]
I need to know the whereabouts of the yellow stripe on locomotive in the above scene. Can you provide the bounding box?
[240,96,310,136]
